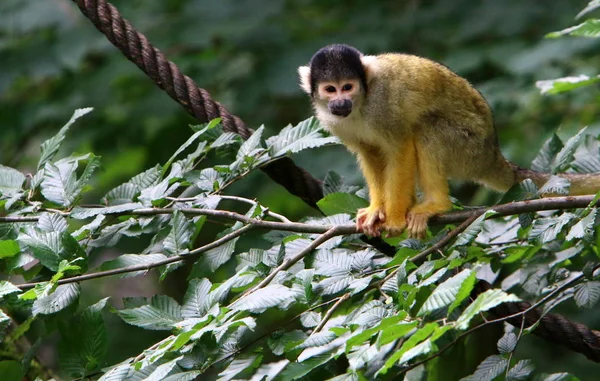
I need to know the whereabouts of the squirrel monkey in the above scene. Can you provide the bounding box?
[299,44,600,238]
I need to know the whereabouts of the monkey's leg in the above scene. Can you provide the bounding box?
[355,145,387,236]
[407,147,452,239]
[382,140,417,236]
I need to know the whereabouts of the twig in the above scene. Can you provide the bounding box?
[312,293,351,335]
[16,225,254,290]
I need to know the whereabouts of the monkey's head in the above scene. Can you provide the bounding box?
[298,44,370,118]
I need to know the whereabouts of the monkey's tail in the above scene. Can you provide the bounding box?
[481,156,600,196]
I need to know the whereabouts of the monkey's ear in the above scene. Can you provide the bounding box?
[361,55,378,84]
[298,66,312,94]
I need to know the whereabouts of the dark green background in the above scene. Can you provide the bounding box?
[2,0,600,378]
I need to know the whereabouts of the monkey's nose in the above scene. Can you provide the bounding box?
[329,99,352,117]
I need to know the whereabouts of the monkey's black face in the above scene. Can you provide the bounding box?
[328,99,353,117]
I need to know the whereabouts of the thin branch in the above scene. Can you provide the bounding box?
[16,225,254,290]
[312,293,351,335]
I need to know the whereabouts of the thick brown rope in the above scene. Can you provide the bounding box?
[70,0,600,363]
[72,0,323,208]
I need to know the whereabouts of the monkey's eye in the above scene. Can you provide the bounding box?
[324,86,336,93]
[342,84,353,91]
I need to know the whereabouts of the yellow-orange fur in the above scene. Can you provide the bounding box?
[299,51,600,238]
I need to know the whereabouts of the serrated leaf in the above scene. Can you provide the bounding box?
[164,211,194,256]
[419,269,472,316]
[463,355,508,381]
[230,284,296,313]
[573,281,600,308]
[237,125,265,161]
[447,271,477,316]
[164,123,212,171]
[499,179,538,203]
[538,175,570,196]
[317,192,369,216]
[507,359,534,380]
[59,298,108,378]
[38,107,93,170]
[0,281,21,299]
[529,214,575,244]
[191,237,239,276]
[182,278,213,318]
[497,332,517,354]
[37,213,68,232]
[314,250,352,276]
[118,295,182,330]
[217,354,261,381]
[577,0,600,19]
[0,165,25,197]
[546,19,600,38]
[301,311,321,328]
[129,165,162,189]
[99,254,168,279]
[456,289,520,329]
[378,323,437,375]
[18,231,67,271]
[41,162,78,206]
[531,134,563,172]
[454,210,497,246]
[553,128,587,173]
[277,352,335,380]
[103,183,139,205]
[32,284,80,316]
[269,330,307,356]
[566,209,597,241]
[267,117,339,157]
[163,371,202,381]
[71,203,143,219]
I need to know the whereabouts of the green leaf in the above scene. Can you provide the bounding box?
[499,179,538,203]
[418,269,472,316]
[577,0,600,19]
[164,211,194,255]
[269,330,307,355]
[71,203,143,219]
[38,107,93,170]
[538,175,570,196]
[59,298,108,378]
[464,355,508,381]
[454,210,497,246]
[17,230,77,271]
[276,352,336,380]
[317,192,369,216]
[0,240,20,259]
[294,331,337,350]
[573,281,600,308]
[546,19,600,38]
[38,213,68,232]
[217,354,261,381]
[128,165,162,189]
[163,371,202,381]
[377,321,419,346]
[447,270,477,316]
[32,284,80,316]
[536,75,600,95]
[552,127,587,173]
[237,125,265,161]
[529,214,575,244]
[507,359,534,380]
[531,134,563,172]
[99,254,168,279]
[181,278,213,318]
[41,162,78,206]
[456,289,520,329]
[0,165,25,196]
[0,361,23,381]
[230,284,296,313]
[566,209,597,241]
[378,323,437,375]
[191,237,239,277]
[117,295,182,330]
[497,332,517,354]
[164,121,215,171]
[0,281,21,299]
[267,117,339,157]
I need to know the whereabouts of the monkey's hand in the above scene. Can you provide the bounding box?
[357,207,385,236]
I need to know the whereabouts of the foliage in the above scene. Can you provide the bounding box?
[2,1,600,381]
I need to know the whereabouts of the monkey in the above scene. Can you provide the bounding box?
[298,44,600,239]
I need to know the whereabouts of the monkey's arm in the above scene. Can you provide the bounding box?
[353,144,387,236]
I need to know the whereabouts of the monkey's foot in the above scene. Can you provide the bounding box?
[357,207,385,236]
[406,211,431,239]
[382,220,407,238]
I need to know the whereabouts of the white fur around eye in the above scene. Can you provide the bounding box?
[298,66,312,94]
